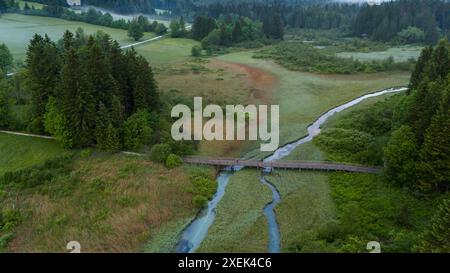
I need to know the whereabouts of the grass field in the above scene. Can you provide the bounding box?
[0,13,155,61]
[0,133,65,175]
[0,152,216,252]
[266,171,336,252]
[217,51,411,159]
[135,38,200,65]
[197,169,272,253]
[337,46,423,62]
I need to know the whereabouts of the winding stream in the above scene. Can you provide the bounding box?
[176,87,407,253]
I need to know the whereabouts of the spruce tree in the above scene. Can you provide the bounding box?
[232,21,243,43]
[418,85,450,192]
[409,46,433,91]
[85,37,118,109]
[416,198,450,252]
[26,34,60,133]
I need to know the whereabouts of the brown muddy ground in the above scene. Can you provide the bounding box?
[156,58,278,157]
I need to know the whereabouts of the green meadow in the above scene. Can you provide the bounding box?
[0,132,64,175]
[217,51,411,159]
[135,38,200,65]
[337,46,423,62]
[0,13,155,61]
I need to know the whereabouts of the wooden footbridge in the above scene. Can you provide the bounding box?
[182,157,382,174]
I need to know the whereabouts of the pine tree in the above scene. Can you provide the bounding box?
[272,12,284,40]
[26,34,61,133]
[409,46,433,91]
[428,39,450,81]
[219,23,231,47]
[128,19,144,41]
[417,86,450,192]
[416,198,450,252]
[133,56,158,113]
[85,37,119,109]
[95,102,119,151]
[59,45,95,148]
[232,21,243,43]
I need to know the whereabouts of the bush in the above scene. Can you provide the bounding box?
[123,110,152,150]
[0,209,21,232]
[192,195,208,207]
[148,144,172,163]
[191,45,202,57]
[166,154,183,169]
[0,232,15,252]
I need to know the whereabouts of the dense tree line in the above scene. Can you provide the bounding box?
[190,14,266,52]
[384,39,450,193]
[25,30,159,150]
[353,0,450,44]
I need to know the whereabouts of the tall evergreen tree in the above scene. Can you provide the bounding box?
[409,46,433,91]
[417,85,450,192]
[232,20,243,43]
[84,37,119,109]
[26,34,61,133]
[59,42,95,147]
[416,198,450,252]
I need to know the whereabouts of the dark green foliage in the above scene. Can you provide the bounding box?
[169,17,187,38]
[416,198,450,253]
[148,143,171,163]
[0,155,73,190]
[353,0,449,44]
[387,39,450,193]
[123,110,152,150]
[314,128,378,165]
[263,11,284,40]
[417,87,450,193]
[192,16,218,41]
[128,18,144,41]
[255,42,414,74]
[0,209,21,232]
[26,34,61,133]
[0,44,13,75]
[409,46,433,90]
[199,16,264,50]
[95,103,120,152]
[186,171,217,208]
[44,97,73,149]
[192,195,208,208]
[0,84,12,129]
[25,30,160,151]
[384,126,419,187]
[326,173,433,253]
[191,45,202,57]
[166,154,183,169]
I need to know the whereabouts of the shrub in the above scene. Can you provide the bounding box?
[0,232,15,252]
[123,110,152,150]
[148,144,172,163]
[192,195,208,207]
[166,154,183,169]
[191,45,202,57]
[0,209,21,232]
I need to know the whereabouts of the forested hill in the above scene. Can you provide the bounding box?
[352,0,450,43]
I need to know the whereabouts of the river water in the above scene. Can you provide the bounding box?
[175,87,407,253]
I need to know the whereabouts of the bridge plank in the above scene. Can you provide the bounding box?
[182,157,381,174]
